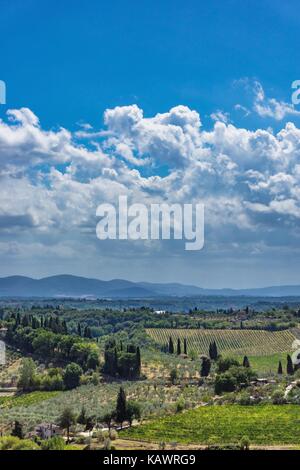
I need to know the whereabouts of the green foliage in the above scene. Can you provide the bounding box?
[217,357,240,373]
[0,391,59,409]
[287,354,294,375]
[58,407,76,442]
[116,387,127,426]
[200,356,211,377]
[170,368,178,385]
[126,401,141,425]
[243,356,250,368]
[41,436,65,450]
[6,314,99,372]
[215,365,256,395]
[122,405,300,445]
[271,390,287,405]
[103,339,141,379]
[209,341,218,360]
[0,436,40,450]
[18,358,37,391]
[11,420,24,439]
[63,363,83,390]
[215,372,237,395]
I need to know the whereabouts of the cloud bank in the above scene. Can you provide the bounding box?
[1,101,300,286]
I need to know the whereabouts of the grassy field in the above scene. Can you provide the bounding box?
[147,328,295,356]
[122,405,300,445]
[0,391,60,409]
[236,353,289,375]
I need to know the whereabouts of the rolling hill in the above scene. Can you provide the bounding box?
[0,275,300,298]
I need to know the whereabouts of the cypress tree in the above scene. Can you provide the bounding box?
[200,356,211,377]
[183,338,187,355]
[177,338,181,355]
[243,356,250,368]
[208,342,213,359]
[136,347,141,376]
[278,361,283,375]
[77,323,82,336]
[168,336,174,354]
[213,341,218,360]
[62,320,68,334]
[287,354,294,375]
[116,387,127,428]
[11,421,24,439]
[209,341,218,360]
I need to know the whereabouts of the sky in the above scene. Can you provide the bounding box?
[1,0,300,288]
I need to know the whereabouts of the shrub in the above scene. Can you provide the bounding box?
[0,436,40,450]
[271,390,287,405]
[41,436,65,450]
[215,372,237,395]
[63,363,83,390]
[217,357,239,373]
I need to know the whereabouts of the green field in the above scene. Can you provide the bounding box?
[122,405,300,445]
[0,391,60,409]
[147,328,296,356]
[237,353,289,374]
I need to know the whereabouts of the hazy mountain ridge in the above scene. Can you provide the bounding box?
[0,275,300,298]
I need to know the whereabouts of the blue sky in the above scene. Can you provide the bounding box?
[1,0,300,129]
[1,0,300,288]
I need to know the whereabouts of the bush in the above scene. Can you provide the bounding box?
[217,357,240,373]
[238,392,252,406]
[0,436,40,450]
[271,390,287,405]
[41,436,65,450]
[63,363,83,390]
[215,372,237,395]
[240,436,250,450]
[175,398,186,413]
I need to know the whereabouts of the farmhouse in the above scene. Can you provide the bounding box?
[29,423,63,440]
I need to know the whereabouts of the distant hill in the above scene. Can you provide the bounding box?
[0,275,300,298]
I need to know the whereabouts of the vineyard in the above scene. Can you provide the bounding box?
[122,405,300,445]
[146,328,296,356]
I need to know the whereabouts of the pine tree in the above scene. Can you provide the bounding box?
[287,354,294,375]
[77,323,82,336]
[278,361,283,375]
[243,356,250,368]
[177,338,181,355]
[116,387,127,428]
[168,336,174,354]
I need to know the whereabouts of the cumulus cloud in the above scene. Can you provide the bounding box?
[2,103,300,281]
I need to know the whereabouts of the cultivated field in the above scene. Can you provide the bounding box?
[122,404,300,445]
[147,328,296,356]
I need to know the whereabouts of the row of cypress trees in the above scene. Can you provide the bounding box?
[166,336,188,355]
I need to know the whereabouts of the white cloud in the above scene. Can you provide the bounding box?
[210,110,230,123]
[253,81,300,120]
[2,103,300,278]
